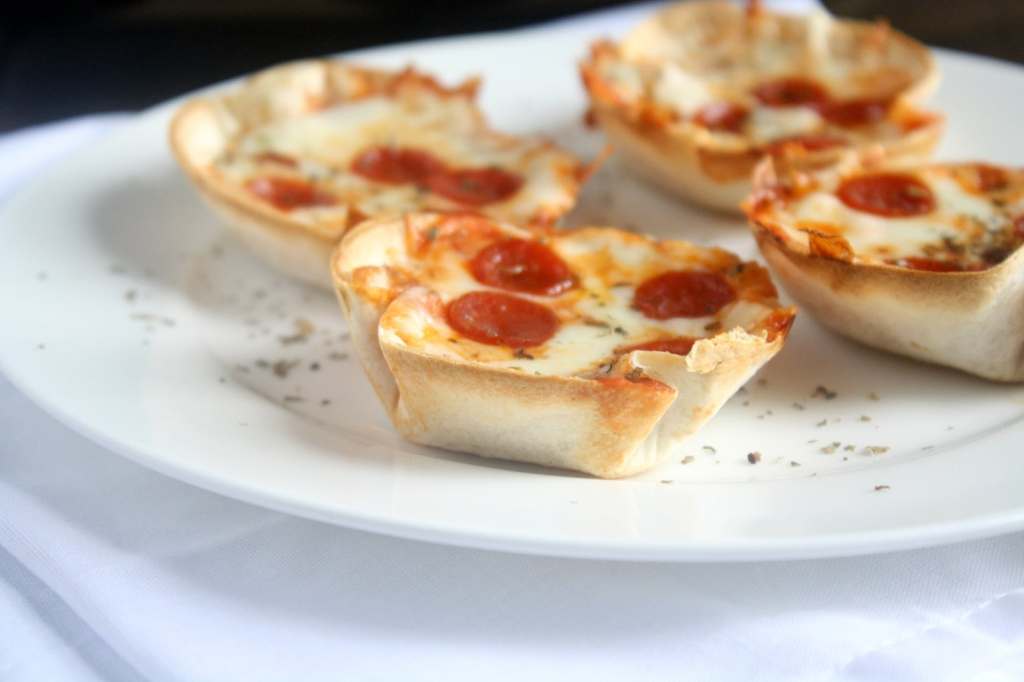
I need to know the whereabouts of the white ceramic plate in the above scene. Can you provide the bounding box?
[2,15,1024,561]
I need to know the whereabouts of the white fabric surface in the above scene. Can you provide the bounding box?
[2,6,1024,681]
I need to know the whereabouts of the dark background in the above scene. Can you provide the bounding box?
[2,0,1022,133]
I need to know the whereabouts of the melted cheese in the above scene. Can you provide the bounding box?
[652,63,714,116]
[378,222,781,378]
[214,92,580,232]
[746,106,823,145]
[774,168,1022,263]
[586,4,931,149]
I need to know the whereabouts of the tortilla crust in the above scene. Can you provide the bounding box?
[579,0,942,213]
[332,214,795,478]
[746,159,1024,382]
[170,60,589,289]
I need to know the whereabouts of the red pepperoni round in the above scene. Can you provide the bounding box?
[446,291,559,347]
[246,177,335,211]
[1014,215,1024,239]
[633,271,736,320]
[427,167,523,206]
[821,98,890,127]
[469,238,575,296]
[752,77,829,108]
[837,173,935,217]
[350,146,444,184]
[351,146,522,206]
[621,337,697,356]
[694,102,749,133]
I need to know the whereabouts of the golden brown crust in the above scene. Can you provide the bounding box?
[331,213,795,477]
[746,158,1024,381]
[170,60,590,288]
[579,1,942,213]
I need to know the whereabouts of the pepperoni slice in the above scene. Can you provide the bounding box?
[1015,215,1024,240]
[821,98,890,127]
[427,168,523,206]
[620,337,698,356]
[469,238,575,296]
[694,102,749,133]
[633,271,736,319]
[837,173,935,217]
[350,147,444,184]
[752,77,829,108]
[246,177,335,211]
[351,146,523,206]
[446,291,559,347]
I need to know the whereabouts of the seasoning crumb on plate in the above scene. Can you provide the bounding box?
[812,385,837,400]
[747,451,762,464]
[272,359,300,379]
[279,318,315,345]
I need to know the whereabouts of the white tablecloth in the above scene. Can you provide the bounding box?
[3,7,1024,682]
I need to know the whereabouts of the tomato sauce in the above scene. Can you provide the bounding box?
[756,309,795,341]
[633,271,736,319]
[469,238,575,296]
[619,337,698,356]
[446,291,559,347]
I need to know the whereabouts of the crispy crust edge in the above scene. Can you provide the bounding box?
[578,1,943,214]
[746,161,1024,382]
[330,214,794,477]
[169,59,589,289]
